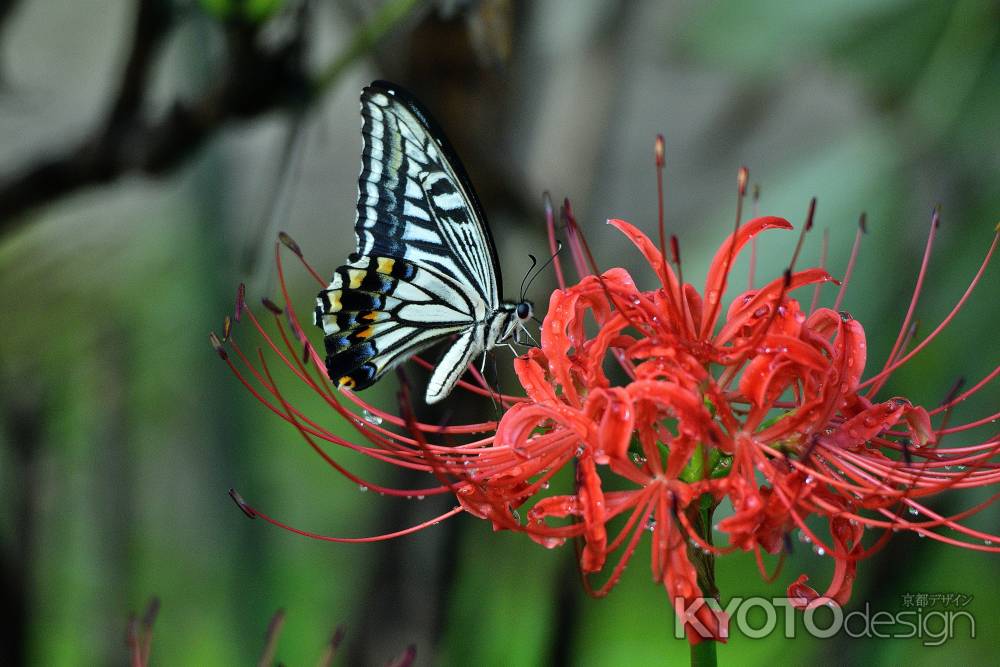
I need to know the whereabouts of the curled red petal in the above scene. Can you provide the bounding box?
[577,456,608,572]
[513,351,558,404]
[584,387,635,464]
[702,216,794,337]
[607,218,682,295]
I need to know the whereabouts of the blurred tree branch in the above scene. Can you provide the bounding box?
[0,0,424,237]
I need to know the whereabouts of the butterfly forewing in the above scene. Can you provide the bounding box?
[316,82,507,402]
[355,86,501,303]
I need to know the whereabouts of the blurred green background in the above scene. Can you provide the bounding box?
[1,0,998,664]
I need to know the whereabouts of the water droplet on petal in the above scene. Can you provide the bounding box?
[362,410,383,425]
[908,507,919,516]
[813,546,825,556]
[358,485,368,492]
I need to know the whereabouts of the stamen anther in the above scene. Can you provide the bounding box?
[229,488,257,519]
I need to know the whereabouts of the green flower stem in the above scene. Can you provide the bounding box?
[687,494,719,667]
[690,637,717,667]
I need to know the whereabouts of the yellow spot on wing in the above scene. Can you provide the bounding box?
[338,376,356,389]
[329,290,342,312]
[377,257,396,274]
[361,311,380,322]
[357,326,375,339]
[348,269,366,289]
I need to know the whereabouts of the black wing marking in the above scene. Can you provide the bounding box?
[316,255,478,391]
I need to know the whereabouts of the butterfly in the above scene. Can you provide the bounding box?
[314,81,533,404]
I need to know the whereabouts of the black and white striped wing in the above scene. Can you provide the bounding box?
[314,82,500,402]
[353,81,502,305]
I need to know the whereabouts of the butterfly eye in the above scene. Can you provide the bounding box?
[516,301,532,320]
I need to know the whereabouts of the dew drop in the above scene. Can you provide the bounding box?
[647,518,657,531]
[362,410,383,425]
[511,509,521,523]
[813,546,825,556]
[358,485,368,492]
[416,495,425,501]
[908,507,919,516]
[805,475,815,485]
[917,532,925,538]
[985,539,994,546]
[575,446,585,458]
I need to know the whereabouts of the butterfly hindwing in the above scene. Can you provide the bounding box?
[316,254,479,392]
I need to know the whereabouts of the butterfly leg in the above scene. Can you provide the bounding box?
[512,325,540,349]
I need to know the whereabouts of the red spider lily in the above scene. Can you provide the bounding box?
[215,140,1000,646]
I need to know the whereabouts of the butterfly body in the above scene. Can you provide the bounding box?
[314,82,531,404]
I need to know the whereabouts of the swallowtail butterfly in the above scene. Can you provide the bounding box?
[314,81,533,404]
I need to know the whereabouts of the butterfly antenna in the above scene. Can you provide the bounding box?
[523,241,564,299]
[518,254,539,302]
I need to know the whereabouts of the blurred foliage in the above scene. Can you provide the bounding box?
[1,0,998,665]
[200,0,287,23]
